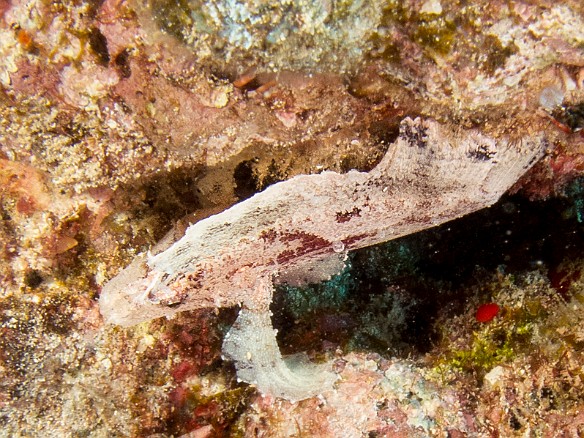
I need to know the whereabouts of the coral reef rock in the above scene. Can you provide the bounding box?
[2,0,584,434]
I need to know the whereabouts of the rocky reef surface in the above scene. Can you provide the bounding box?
[1,0,584,436]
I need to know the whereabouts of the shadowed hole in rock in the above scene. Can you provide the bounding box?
[272,192,584,360]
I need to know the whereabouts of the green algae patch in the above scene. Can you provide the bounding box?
[435,293,548,377]
[412,15,457,56]
[150,0,201,43]
[376,2,457,57]
[367,32,402,63]
[482,35,518,75]
[447,327,518,373]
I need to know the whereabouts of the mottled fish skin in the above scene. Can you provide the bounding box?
[100,117,546,326]
[99,117,546,400]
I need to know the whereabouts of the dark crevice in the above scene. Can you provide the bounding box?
[273,189,584,358]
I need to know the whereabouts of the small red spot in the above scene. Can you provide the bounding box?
[548,266,581,300]
[475,303,500,323]
[168,386,188,408]
[16,28,33,49]
[16,196,36,215]
[171,360,195,382]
